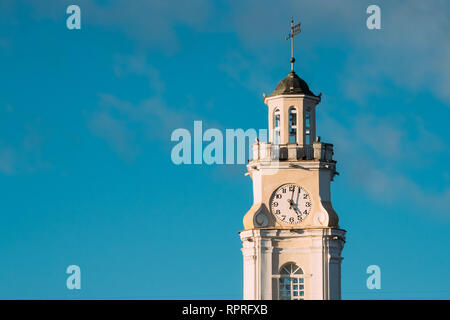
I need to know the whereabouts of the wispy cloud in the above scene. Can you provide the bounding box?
[19,0,213,53]
[0,107,49,175]
[218,50,274,94]
[86,93,192,161]
[0,146,15,175]
[6,1,450,104]
[113,53,165,93]
[87,108,137,162]
[86,53,200,161]
[228,0,450,105]
[320,112,450,217]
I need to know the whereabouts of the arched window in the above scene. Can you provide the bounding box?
[279,262,305,300]
[288,107,297,143]
[273,108,281,144]
[305,112,311,145]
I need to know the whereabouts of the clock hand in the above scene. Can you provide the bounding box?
[291,204,304,221]
[291,201,303,214]
[289,187,295,208]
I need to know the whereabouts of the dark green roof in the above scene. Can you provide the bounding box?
[268,71,319,98]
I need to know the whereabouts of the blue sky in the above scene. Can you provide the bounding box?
[0,0,449,299]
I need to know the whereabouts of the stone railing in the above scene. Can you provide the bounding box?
[251,142,334,162]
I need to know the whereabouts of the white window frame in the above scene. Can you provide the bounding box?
[277,263,306,300]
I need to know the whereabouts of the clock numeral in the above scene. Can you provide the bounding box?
[281,215,286,221]
[303,210,308,215]
[289,186,295,191]
[303,194,308,199]
[273,202,279,207]
[289,217,295,223]
[276,194,282,199]
[282,188,287,193]
[305,202,311,207]
[275,210,281,215]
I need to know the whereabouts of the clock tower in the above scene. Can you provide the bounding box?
[239,19,346,300]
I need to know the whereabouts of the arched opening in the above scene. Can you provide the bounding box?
[279,262,305,300]
[288,107,297,143]
[273,108,281,144]
[305,112,311,145]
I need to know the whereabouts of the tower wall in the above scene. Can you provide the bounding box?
[266,95,319,145]
[240,228,346,300]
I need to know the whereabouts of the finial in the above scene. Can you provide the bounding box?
[286,17,301,72]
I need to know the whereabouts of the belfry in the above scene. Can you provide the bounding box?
[239,19,346,300]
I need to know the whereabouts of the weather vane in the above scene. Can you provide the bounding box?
[285,17,301,72]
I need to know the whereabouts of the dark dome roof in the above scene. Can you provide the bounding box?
[268,71,319,98]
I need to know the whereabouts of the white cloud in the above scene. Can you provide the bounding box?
[20,0,213,53]
[320,112,450,216]
[218,50,274,94]
[113,53,166,94]
[228,0,450,105]
[87,91,205,161]
[0,111,48,175]
[6,1,449,103]
[87,109,137,161]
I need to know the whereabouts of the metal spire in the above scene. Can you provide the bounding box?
[285,17,301,72]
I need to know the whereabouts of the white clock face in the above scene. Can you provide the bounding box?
[270,184,312,224]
